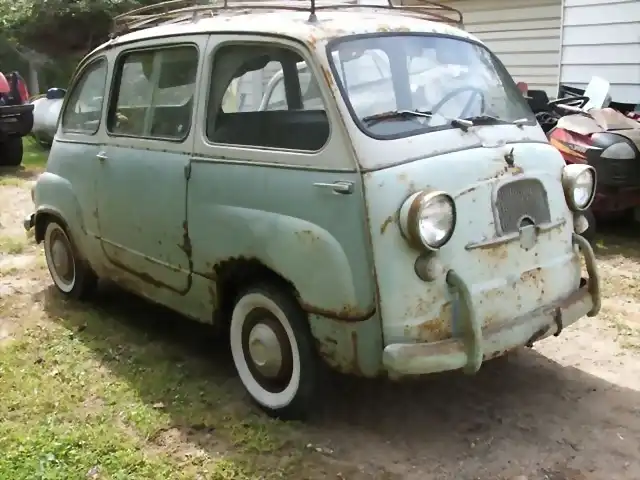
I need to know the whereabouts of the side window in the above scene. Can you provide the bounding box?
[61,59,108,134]
[107,45,198,140]
[206,44,329,152]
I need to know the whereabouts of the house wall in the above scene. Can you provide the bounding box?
[438,0,563,96]
[559,0,640,103]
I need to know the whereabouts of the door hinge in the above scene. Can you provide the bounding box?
[184,162,192,180]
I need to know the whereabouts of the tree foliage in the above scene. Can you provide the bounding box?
[0,0,158,57]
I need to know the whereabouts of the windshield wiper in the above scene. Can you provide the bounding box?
[461,115,531,127]
[462,114,510,125]
[362,109,432,126]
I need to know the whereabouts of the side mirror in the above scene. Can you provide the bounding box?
[46,88,66,100]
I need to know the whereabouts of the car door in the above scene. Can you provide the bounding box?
[189,34,376,322]
[51,56,110,251]
[96,40,203,293]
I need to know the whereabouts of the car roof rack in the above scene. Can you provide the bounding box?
[112,0,463,37]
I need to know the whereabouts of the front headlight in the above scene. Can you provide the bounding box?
[561,164,596,211]
[601,142,635,160]
[399,190,457,250]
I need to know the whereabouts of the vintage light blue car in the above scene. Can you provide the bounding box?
[25,0,601,420]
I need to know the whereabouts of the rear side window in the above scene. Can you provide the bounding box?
[107,45,198,141]
[61,59,108,134]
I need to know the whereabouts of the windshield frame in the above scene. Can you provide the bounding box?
[326,32,537,141]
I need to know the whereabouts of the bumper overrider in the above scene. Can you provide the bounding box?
[383,233,601,377]
[24,212,34,231]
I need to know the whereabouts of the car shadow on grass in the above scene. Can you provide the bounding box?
[40,282,640,480]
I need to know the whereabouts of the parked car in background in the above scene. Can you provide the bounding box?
[522,77,640,239]
[30,88,66,148]
[0,70,34,166]
[26,0,601,421]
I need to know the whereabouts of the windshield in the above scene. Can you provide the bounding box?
[328,34,535,138]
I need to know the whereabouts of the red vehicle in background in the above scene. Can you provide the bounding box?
[0,70,34,166]
[520,78,640,240]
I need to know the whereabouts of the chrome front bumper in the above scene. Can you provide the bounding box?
[382,233,601,378]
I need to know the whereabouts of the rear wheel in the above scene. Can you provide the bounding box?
[229,284,319,420]
[43,220,98,299]
[0,136,23,166]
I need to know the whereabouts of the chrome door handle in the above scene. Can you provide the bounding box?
[313,180,354,195]
[96,152,108,161]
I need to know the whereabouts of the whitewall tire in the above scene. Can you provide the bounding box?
[43,220,97,300]
[230,285,318,420]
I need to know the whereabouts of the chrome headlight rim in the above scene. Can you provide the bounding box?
[561,164,596,212]
[399,190,457,251]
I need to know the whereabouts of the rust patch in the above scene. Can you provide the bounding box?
[484,164,524,181]
[415,302,452,342]
[179,220,193,259]
[320,65,334,88]
[379,214,395,235]
[301,300,376,323]
[295,229,318,243]
[306,34,318,49]
[520,266,542,284]
[482,245,509,262]
[314,335,356,375]
[350,331,362,376]
[455,183,482,198]
[376,24,410,33]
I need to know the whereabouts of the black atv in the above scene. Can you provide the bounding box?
[0,71,34,167]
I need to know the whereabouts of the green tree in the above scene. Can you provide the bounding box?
[0,0,161,57]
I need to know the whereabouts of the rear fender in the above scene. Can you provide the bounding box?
[34,172,87,253]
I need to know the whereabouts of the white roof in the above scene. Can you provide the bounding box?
[92,9,478,55]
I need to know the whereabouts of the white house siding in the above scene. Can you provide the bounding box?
[559,0,640,104]
[438,0,563,96]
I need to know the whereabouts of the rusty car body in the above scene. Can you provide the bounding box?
[25,0,602,420]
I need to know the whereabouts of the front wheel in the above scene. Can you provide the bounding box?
[230,284,319,420]
[0,136,24,166]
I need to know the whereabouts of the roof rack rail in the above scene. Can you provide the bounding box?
[111,0,463,37]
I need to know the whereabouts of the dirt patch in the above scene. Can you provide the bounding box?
[1,179,640,480]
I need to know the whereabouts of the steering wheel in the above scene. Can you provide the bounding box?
[430,86,486,119]
[548,95,590,114]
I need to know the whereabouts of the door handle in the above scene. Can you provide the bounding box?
[313,180,354,195]
[96,152,108,162]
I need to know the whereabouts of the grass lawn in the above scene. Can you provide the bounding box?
[0,141,345,480]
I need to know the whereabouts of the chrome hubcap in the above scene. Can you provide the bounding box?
[247,322,283,378]
[50,233,74,284]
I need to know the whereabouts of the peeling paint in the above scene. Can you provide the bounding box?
[379,214,395,235]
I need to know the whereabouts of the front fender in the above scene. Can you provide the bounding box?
[260,215,370,319]
[34,172,86,250]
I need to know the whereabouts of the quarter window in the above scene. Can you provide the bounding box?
[61,59,108,134]
[206,44,329,152]
[107,45,198,140]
